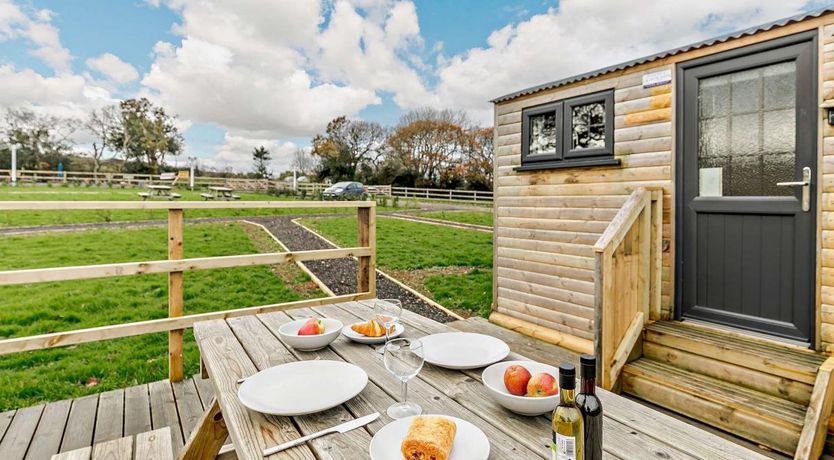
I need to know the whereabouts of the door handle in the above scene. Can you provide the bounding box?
[776,166,812,212]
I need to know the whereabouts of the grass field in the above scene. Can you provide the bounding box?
[419,210,493,227]
[0,186,407,228]
[302,216,492,317]
[0,222,324,410]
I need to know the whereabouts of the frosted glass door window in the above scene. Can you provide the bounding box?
[697,61,796,196]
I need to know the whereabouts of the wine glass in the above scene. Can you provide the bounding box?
[374,299,402,353]
[384,338,424,419]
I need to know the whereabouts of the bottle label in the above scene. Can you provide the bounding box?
[552,433,577,460]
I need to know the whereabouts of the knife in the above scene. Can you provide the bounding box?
[262,412,380,456]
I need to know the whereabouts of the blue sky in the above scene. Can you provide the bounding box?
[0,0,825,172]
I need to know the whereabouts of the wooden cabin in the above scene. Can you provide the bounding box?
[490,8,834,458]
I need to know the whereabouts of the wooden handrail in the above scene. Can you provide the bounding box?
[0,201,377,381]
[594,188,663,390]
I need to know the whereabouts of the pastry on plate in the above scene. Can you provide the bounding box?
[350,319,390,337]
[400,416,457,460]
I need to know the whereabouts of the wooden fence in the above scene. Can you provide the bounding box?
[593,187,662,390]
[0,200,377,382]
[391,186,492,202]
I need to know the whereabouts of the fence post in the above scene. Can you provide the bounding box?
[357,205,376,298]
[168,208,184,382]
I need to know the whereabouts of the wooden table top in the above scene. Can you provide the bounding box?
[147,184,172,190]
[207,186,233,192]
[193,300,769,460]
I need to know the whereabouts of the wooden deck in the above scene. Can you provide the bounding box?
[0,374,216,460]
[0,314,782,460]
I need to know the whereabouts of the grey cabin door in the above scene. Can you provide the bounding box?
[677,32,817,343]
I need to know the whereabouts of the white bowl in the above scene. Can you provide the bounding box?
[481,360,560,416]
[277,318,343,351]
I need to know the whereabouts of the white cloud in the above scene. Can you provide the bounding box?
[86,53,139,84]
[199,132,298,174]
[0,1,71,73]
[432,0,813,124]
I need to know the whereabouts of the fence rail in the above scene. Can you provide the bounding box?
[0,200,377,382]
[0,169,493,202]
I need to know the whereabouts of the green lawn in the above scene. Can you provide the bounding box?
[0,186,407,228]
[419,210,493,227]
[0,222,323,410]
[302,216,492,317]
[303,216,492,270]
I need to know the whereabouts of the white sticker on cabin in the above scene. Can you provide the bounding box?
[642,69,672,88]
[699,168,723,197]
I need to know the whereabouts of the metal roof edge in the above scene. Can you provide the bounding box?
[490,6,834,104]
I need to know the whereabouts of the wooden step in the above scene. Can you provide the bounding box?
[622,358,806,455]
[643,341,814,405]
[645,321,826,385]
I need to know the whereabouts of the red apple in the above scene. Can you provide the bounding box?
[297,318,324,335]
[527,372,558,397]
[503,365,532,396]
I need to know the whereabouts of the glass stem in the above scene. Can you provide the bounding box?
[401,380,408,403]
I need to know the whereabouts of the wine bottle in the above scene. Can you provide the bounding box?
[576,355,603,460]
[552,363,583,460]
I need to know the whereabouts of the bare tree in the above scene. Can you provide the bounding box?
[84,105,119,174]
[291,148,317,175]
[0,108,79,170]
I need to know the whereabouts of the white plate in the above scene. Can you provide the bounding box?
[369,415,490,460]
[237,360,367,416]
[341,322,405,344]
[418,332,510,369]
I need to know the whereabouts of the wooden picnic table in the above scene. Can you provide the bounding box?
[206,186,237,200]
[191,300,769,460]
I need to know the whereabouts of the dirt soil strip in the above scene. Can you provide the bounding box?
[252,216,457,324]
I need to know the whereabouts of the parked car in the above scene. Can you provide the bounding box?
[322,181,367,200]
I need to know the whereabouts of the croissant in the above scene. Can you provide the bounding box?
[401,416,457,460]
[351,319,389,337]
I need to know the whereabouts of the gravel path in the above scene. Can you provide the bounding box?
[253,216,457,323]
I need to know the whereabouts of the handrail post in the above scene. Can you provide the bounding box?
[168,208,184,382]
[357,205,376,298]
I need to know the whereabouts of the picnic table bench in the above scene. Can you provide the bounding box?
[188,300,769,460]
[138,173,182,200]
[203,186,240,200]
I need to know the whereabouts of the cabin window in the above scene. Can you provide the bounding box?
[519,90,617,171]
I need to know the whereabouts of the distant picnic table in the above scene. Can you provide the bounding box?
[201,186,240,201]
[138,175,182,201]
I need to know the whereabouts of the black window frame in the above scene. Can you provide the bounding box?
[563,90,614,159]
[520,101,562,163]
[517,89,618,171]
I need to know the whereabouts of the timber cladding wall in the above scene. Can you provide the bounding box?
[821,23,834,352]
[493,67,674,343]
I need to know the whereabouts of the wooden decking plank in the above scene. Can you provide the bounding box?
[51,446,92,460]
[190,375,214,409]
[227,314,372,459]
[0,404,44,459]
[171,379,203,440]
[148,380,184,455]
[0,410,16,443]
[451,316,580,366]
[59,394,98,453]
[135,427,173,460]
[123,384,151,437]
[93,389,124,444]
[90,435,132,460]
[24,399,71,460]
